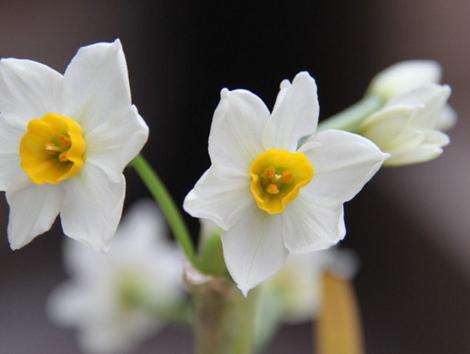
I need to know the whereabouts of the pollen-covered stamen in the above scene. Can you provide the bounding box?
[280,171,293,183]
[45,134,72,156]
[58,151,69,162]
[45,142,63,154]
[266,183,280,195]
[260,166,294,195]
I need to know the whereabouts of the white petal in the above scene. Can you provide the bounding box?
[0,58,64,128]
[388,84,450,129]
[369,60,441,99]
[115,199,166,250]
[221,205,288,295]
[209,88,269,173]
[263,72,319,150]
[385,127,426,154]
[301,130,387,203]
[63,40,132,133]
[183,165,251,230]
[384,142,445,167]
[78,314,158,354]
[60,164,125,251]
[6,184,62,249]
[63,241,98,280]
[425,130,450,146]
[271,79,291,113]
[86,105,148,182]
[47,282,92,326]
[359,105,416,148]
[321,248,359,280]
[0,118,30,191]
[436,104,457,131]
[282,196,345,253]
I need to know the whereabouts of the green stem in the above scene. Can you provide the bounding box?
[318,95,384,132]
[131,154,197,266]
[185,265,259,354]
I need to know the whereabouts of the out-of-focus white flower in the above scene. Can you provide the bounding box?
[0,40,148,251]
[184,71,387,295]
[360,84,451,166]
[47,200,185,354]
[368,60,442,100]
[260,248,358,324]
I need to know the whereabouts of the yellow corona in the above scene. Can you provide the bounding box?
[20,113,86,184]
[250,149,314,214]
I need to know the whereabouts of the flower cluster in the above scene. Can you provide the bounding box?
[0,41,457,354]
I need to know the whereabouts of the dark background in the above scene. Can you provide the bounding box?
[0,1,469,353]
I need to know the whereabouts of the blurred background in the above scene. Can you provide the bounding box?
[0,0,469,353]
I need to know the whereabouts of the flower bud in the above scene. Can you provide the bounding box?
[360,84,451,166]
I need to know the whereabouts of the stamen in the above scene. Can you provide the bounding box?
[280,171,293,183]
[58,152,68,162]
[45,143,63,153]
[266,183,280,195]
[58,135,71,148]
[264,166,276,180]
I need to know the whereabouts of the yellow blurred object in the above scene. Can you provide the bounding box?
[315,271,364,354]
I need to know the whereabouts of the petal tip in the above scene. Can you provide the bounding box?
[8,234,33,251]
[294,71,314,83]
[9,242,21,251]
[112,38,122,47]
[280,79,290,89]
[220,88,230,99]
[238,284,250,297]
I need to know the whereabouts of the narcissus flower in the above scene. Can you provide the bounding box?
[0,40,148,250]
[47,200,185,354]
[360,84,451,166]
[184,72,387,294]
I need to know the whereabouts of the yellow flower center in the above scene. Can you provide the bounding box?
[20,113,86,184]
[250,149,314,214]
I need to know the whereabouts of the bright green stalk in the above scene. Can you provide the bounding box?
[318,95,384,132]
[131,155,197,266]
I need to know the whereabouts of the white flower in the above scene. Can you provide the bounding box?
[184,71,387,294]
[360,84,451,166]
[260,248,358,323]
[368,60,442,100]
[47,200,185,354]
[0,40,148,250]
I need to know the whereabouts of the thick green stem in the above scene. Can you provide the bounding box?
[318,95,383,132]
[131,155,197,266]
[185,265,259,354]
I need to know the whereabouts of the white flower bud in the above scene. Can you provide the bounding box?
[360,84,451,166]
